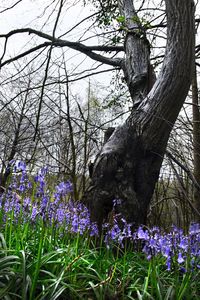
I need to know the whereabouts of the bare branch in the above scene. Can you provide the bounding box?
[34,0,64,141]
[0,0,22,13]
[0,28,124,68]
[58,11,99,38]
[0,42,50,68]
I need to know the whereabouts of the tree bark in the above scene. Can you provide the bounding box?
[83,0,195,230]
[192,64,200,221]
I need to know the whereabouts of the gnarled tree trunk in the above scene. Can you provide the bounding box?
[83,0,195,230]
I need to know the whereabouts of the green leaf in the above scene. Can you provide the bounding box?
[116,15,125,23]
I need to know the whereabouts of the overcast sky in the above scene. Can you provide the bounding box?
[0,1,103,96]
[0,0,199,98]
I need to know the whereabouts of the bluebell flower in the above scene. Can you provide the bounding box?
[71,214,79,233]
[122,221,132,239]
[41,195,49,210]
[31,206,38,221]
[23,197,31,209]
[27,181,32,189]
[56,208,65,223]
[179,237,188,250]
[142,244,152,259]
[39,167,48,177]
[113,199,122,207]
[90,222,98,236]
[14,161,26,172]
[137,227,149,240]
[56,181,73,196]
[166,257,171,271]
[18,184,26,192]
[189,223,200,235]
[180,267,186,273]
[177,252,185,264]
[110,223,121,240]
[34,169,47,197]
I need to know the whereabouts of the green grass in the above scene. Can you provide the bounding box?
[0,225,200,300]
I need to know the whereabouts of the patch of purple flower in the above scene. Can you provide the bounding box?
[135,224,200,272]
[1,161,200,273]
[0,163,98,237]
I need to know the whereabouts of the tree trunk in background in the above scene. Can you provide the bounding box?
[83,0,195,230]
[192,65,200,221]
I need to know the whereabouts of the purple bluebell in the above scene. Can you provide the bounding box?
[189,223,200,235]
[34,168,47,197]
[56,181,73,196]
[31,205,38,221]
[177,252,185,264]
[14,161,26,173]
[137,227,149,240]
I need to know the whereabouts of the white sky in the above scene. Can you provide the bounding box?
[0,0,107,98]
[0,0,199,98]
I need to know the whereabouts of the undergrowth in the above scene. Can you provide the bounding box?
[0,161,200,299]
